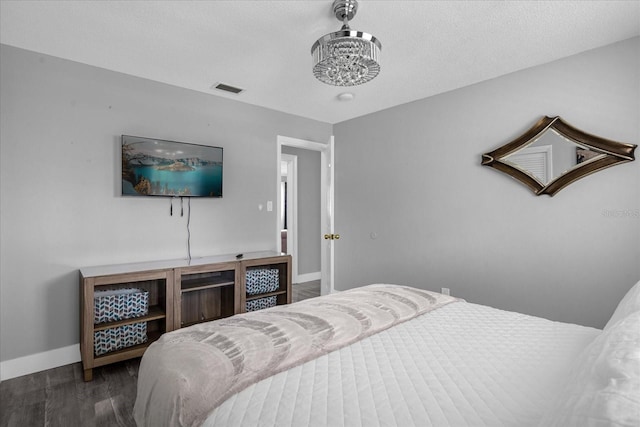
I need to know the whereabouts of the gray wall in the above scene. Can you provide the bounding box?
[281,146,321,276]
[1,37,638,364]
[0,45,332,362]
[334,37,640,329]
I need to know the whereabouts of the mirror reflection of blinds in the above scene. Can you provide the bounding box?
[506,145,552,184]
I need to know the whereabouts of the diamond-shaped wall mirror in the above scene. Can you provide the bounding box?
[481,116,637,196]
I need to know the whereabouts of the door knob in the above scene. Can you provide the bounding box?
[324,233,341,240]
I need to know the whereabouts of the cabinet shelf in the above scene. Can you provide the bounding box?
[80,267,174,382]
[181,279,234,293]
[175,265,238,329]
[93,306,166,331]
[240,255,292,312]
[93,330,163,368]
[245,289,287,301]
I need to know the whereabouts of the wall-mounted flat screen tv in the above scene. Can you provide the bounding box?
[121,135,223,197]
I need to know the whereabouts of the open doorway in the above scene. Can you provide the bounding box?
[280,153,296,271]
[277,135,334,297]
[280,148,321,293]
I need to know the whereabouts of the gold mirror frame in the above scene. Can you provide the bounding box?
[481,116,637,196]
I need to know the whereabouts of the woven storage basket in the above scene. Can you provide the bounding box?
[94,288,149,324]
[245,268,279,295]
[246,295,277,312]
[94,322,147,356]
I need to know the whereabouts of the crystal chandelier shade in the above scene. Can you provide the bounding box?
[311,0,382,86]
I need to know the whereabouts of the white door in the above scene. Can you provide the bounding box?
[320,136,335,296]
[277,135,334,295]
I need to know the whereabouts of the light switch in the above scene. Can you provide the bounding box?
[267,201,273,211]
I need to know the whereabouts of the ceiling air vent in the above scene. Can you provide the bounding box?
[212,82,244,95]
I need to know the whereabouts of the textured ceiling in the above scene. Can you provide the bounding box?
[1,1,639,124]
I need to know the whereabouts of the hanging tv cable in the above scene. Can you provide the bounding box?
[186,197,192,260]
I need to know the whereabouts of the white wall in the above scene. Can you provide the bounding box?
[333,37,640,329]
[0,45,332,363]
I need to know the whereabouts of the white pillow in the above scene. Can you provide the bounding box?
[605,280,640,330]
[539,310,640,427]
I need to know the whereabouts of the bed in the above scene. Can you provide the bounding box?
[134,282,640,427]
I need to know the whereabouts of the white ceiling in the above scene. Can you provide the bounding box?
[1,1,638,124]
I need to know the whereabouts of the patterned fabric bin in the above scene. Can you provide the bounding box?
[246,295,277,312]
[245,268,279,295]
[94,322,147,356]
[94,288,149,324]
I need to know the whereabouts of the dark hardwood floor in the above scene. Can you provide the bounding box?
[0,358,140,427]
[0,281,320,427]
[291,279,321,302]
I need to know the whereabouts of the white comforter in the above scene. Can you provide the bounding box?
[203,301,599,427]
[135,285,456,426]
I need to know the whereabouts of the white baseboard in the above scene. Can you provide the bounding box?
[1,344,80,381]
[294,271,321,284]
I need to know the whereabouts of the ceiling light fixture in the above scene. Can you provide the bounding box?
[311,0,382,86]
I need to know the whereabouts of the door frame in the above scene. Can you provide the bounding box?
[280,153,298,281]
[276,135,335,295]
